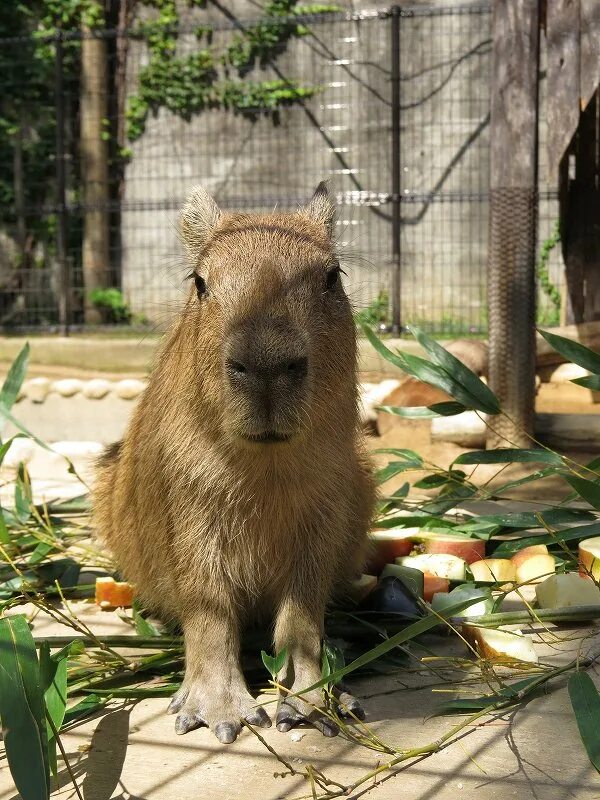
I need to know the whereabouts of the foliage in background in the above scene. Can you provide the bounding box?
[354,289,390,329]
[126,0,335,142]
[536,220,562,326]
[89,288,132,324]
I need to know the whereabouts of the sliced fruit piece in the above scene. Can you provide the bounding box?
[366,528,417,574]
[470,558,517,584]
[536,572,600,608]
[579,537,600,581]
[380,564,424,599]
[463,625,538,664]
[515,554,555,585]
[423,573,450,602]
[397,553,467,582]
[349,574,377,602]
[511,544,549,570]
[431,585,493,619]
[416,532,485,564]
[95,576,135,608]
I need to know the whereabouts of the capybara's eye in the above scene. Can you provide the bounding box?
[194,274,207,299]
[325,266,340,291]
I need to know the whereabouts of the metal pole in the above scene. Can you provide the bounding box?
[55,30,70,335]
[390,5,401,335]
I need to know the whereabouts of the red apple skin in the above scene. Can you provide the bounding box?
[366,536,414,574]
[423,573,449,602]
[422,537,485,564]
[511,544,548,570]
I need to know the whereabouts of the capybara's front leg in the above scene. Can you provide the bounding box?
[168,600,270,743]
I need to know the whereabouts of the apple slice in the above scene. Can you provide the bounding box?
[536,573,600,608]
[431,585,493,619]
[416,532,485,564]
[511,544,549,570]
[349,574,377,602]
[366,528,417,574]
[470,558,517,584]
[515,554,555,585]
[579,537,600,581]
[397,553,467,582]
[463,625,538,664]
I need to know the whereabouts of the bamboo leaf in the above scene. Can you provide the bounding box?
[0,343,30,415]
[408,325,501,414]
[375,460,421,484]
[40,643,68,776]
[539,329,600,375]
[572,375,600,390]
[288,591,489,697]
[564,475,600,511]
[62,694,107,726]
[428,401,468,416]
[454,449,564,466]
[376,405,440,419]
[568,672,600,773]
[132,602,162,637]
[471,508,593,529]
[0,615,50,800]
[373,448,423,464]
[431,675,544,717]
[261,646,288,679]
[493,521,600,556]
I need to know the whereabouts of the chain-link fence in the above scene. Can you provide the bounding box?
[0,2,565,335]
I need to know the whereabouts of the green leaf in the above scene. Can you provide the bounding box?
[373,448,423,464]
[62,694,107,726]
[288,591,489,698]
[0,343,30,415]
[261,646,288,679]
[491,467,558,496]
[564,475,600,511]
[492,520,600,556]
[471,508,593,529]
[408,325,501,414]
[14,463,33,523]
[454,448,564,466]
[538,329,600,375]
[428,401,468,416]
[376,405,439,419]
[132,602,161,637]
[568,672,600,773]
[361,324,493,412]
[40,643,68,776]
[375,460,421,485]
[0,615,50,800]
[572,375,600,390]
[431,675,543,717]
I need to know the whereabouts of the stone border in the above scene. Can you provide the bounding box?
[19,377,147,404]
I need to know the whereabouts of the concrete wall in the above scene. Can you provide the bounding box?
[119,1,563,333]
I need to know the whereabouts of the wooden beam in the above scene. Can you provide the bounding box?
[547,0,580,177]
[580,0,600,110]
[487,0,540,448]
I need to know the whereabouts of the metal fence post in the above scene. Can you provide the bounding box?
[390,5,401,335]
[55,30,70,335]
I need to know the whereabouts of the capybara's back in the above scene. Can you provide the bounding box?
[93,183,376,742]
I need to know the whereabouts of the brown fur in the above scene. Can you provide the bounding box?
[93,184,376,742]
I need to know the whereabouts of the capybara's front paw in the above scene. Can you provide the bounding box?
[167,681,271,743]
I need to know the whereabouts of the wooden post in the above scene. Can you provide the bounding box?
[487,0,540,448]
[80,14,110,324]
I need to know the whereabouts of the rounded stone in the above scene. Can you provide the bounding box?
[115,378,146,400]
[3,438,36,469]
[23,377,51,403]
[52,378,84,397]
[83,378,113,400]
[549,362,589,384]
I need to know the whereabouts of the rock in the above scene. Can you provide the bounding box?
[83,379,113,399]
[52,378,84,397]
[115,379,146,400]
[23,377,51,403]
[549,363,588,384]
[3,438,36,469]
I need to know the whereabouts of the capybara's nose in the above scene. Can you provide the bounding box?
[226,354,308,385]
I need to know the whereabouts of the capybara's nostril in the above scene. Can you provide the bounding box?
[287,357,308,378]
[227,359,247,376]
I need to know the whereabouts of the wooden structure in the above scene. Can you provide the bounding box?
[487,0,600,448]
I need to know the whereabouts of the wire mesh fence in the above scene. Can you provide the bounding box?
[0,2,566,336]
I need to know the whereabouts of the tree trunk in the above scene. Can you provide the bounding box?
[80,15,110,324]
[487,0,540,448]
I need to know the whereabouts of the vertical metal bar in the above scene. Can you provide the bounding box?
[390,6,401,335]
[55,30,70,335]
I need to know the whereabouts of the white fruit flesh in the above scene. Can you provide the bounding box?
[470,558,517,584]
[431,585,493,618]
[535,573,600,608]
[515,554,555,585]
[511,544,548,569]
[463,625,538,664]
[397,553,466,581]
[579,537,600,581]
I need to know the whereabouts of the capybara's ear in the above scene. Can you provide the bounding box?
[180,186,222,263]
[299,181,336,236]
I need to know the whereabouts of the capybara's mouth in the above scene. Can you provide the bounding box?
[244,431,293,444]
